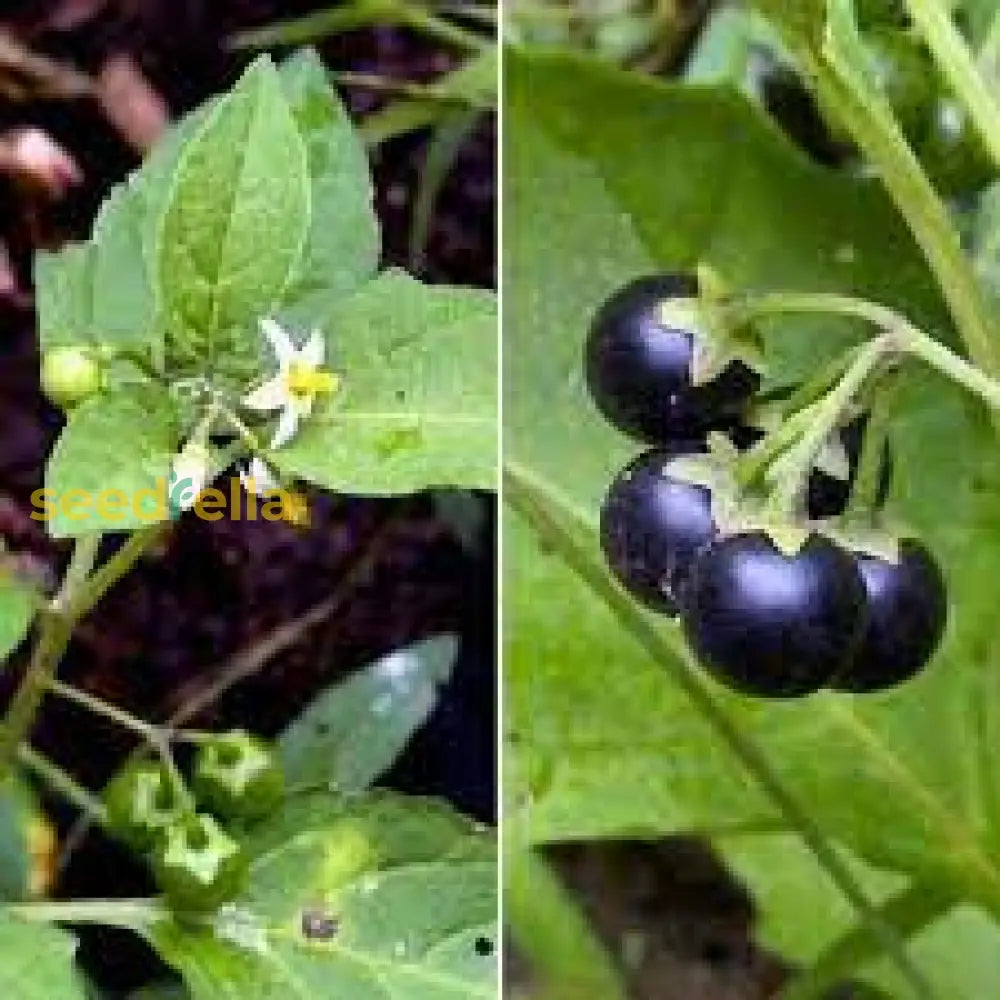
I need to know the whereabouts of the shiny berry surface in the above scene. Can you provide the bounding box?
[585,274,758,445]
[600,447,716,614]
[682,532,868,697]
[833,539,947,692]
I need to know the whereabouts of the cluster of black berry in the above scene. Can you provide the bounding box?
[585,274,947,698]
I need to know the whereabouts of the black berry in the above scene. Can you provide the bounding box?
[832,539,947,692]
[600,447,717,614]
[585,274,759,445]
[682,532,868,697]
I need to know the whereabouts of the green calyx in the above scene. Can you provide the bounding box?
[192,731,285,822]
[153,812,247,914]
[103,760,189,854]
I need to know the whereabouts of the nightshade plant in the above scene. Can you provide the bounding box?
[0,50,497,998]
[505,0,1000,997]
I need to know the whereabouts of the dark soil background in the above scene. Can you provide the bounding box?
[0,1,495,993]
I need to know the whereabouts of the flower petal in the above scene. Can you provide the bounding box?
[240,456,281,496]
[300,328,325,366]
[259,318,294,362]
[270,405,300,449]
[243,375,288,412]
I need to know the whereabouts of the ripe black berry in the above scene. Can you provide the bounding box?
[682,532,868,697]
[832,539,947,693]
[600,447,717,614]
[585,274,759,445]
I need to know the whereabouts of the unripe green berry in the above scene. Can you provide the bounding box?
[103,761,189,854]
[192,731,285,822]
[40,346,103,409]
[153,813,247,914]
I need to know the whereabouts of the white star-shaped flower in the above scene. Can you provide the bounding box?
[243,318,338,449]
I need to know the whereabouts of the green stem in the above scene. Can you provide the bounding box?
[46,679,190,806]
[905,0,1000,170]
[503,462,938,1000]
[505,840,629,1000]
[4,898,163,929]
[0,536,100,778]
[69,523,166,622]
[47,679,159,742]
[847,372,898,518]
[324,69,474,103]
[402,6,490,51]
[0,524,166,782]
[765,338,888,515]
[739,291,1000,413]
[805,52,1000,377]
[17,745,106,825]
[780,881,955,1000]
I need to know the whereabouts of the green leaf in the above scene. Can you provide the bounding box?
[280,635,459,792]
[277,270,497,495]
[748,0,827,45]
[0,573,34,664]
[35,198,160,358]
[35,246,97,353]
[274,48,380,324]
[723,834,1000,998]
[0,917,88,997]
[146,791,497,1000]
[156,56,310,384]
[502,45,1000,988]
[44,384,179,538]
[0,782,43,901]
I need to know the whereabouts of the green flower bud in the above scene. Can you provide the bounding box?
[40,346,103,409]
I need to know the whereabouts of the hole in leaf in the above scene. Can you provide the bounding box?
[301,909,340,941]
[474,936,493,957]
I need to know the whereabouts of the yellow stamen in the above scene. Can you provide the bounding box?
[285,362,340,399]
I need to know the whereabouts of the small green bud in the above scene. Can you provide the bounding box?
[40,346,103,409]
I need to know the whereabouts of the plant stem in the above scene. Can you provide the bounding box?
[505,839,629,1000]
[47,679,159,742]
[739,291,1000,414]
[765,338,888,514]
[0,535,99,779]
[3,898,163,929]
[504,462,939,1000]
[403,6,489,51]
[779,881,955,1000]
[905,0,1000,170]
[847,371,897,518]
[68,524,167,622]
[805,53,1000,377]
[0,524,167,782]
[324,70,474,103]
[17,744,106,825]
